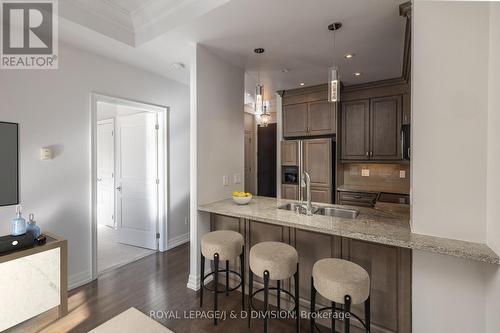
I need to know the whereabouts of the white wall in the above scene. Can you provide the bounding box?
[412,2,500,332]
[486,3,500,333]
[188,44,244,290]
[412,0,489,243]
[0,43,190,288]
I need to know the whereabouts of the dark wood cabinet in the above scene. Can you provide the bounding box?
[281,184,299,200]
[281,140,299,166]
[211,214,412,333]
[309,186,332,204]
[283,103,308,137]
[307,100,336,136]
[341,95,402,161]
[282,96,336,138]
[370,96,402,160]
[304,138,332,188]
[338,191,378,208]
[342,239,412,333]
[341,100,370,160]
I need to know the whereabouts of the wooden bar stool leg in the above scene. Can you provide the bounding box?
[331,302,336,333]
[365,297,371,333]
[294,264,300,333]
[310,277,316,333]
[225,260,230,296]
[263,270,270,333]
[248,270,253,328]
[240,247,245,311]
[200,252,204,307]
[213,253,219,326]
[344,295,351,333]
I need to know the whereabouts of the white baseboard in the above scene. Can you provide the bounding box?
[187,273,200,291]
[167,232,189,250]
[69,270,93,290]
[187,267,213,291]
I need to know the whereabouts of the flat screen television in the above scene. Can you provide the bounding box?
[0,122,19,206]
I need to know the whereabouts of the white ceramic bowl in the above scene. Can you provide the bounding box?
[232,195,252,205]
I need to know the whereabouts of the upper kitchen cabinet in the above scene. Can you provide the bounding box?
[283,103,308,137]
[370,96,402,160]
[307,100,336,136]
[341,100,370,160]
[340,80,409,162]
[281,84,336,138]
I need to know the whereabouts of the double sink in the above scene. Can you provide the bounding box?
[279,202,359,219]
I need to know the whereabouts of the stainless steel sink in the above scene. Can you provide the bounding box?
[316,207,359,219]
[279,203,319,215]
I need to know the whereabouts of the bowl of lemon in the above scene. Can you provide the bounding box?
[232,192,253,205]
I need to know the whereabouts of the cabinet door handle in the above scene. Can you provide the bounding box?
[365,151,369,157]
[370,151,373,157]
[354,195,363,199]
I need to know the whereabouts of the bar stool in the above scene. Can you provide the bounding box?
[248,241,300,333]
[310,258,370,333]
[200,230,245,325]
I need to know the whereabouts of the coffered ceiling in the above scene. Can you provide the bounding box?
[58,0,407,90]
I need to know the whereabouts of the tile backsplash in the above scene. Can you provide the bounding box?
[343,163,410,190]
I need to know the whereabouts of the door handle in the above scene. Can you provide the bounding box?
[116,185,122,192]
[97,178,102,182]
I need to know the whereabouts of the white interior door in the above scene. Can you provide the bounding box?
[116,112,159,250]
[97,120,115,228]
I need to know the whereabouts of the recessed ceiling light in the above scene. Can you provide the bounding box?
[299,82,305,86]
[344,53,355,59]
[354,72,362,76]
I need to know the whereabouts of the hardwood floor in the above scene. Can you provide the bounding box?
[7,243,314,333]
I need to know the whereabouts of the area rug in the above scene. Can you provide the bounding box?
[89,308,174,333]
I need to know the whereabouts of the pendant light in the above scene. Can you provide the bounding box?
[328,22,342,103]
[254,48,265,115]
[260,104,271,127]
[254,47,270,126]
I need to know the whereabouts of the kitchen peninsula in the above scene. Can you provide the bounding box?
[199,196,499,333]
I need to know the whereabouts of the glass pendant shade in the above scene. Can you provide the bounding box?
[260,106,271,127]
[255,84,264,114]
[328,67,340,103]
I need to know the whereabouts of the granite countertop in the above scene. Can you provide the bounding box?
[198,196,499,265]
[338,184,410,195]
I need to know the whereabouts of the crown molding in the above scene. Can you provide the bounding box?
[60,0,230,47]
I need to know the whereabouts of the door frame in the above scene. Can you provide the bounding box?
[90,93,169,280]
[96,118,116,229]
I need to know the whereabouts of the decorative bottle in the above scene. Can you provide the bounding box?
[26,213,41,239]
[11,205,27,236]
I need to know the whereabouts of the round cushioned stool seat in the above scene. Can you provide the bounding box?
[250,241,298,280]
[201,230,244,261]
[313,258,370,305]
